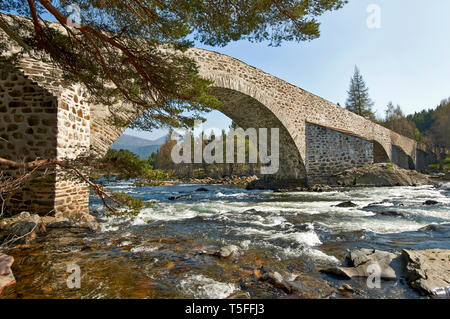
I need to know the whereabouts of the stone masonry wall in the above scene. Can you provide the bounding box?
[305,122,373,185]
[1,25,91,215]
[0,64,58,214]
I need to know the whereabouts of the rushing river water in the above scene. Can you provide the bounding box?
[2,182,450,299]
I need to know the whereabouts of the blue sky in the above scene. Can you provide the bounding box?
[76,1,450,140]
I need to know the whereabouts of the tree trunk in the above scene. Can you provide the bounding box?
[228,163,233,177]
[249,163,255,176]
[439,147,445,171]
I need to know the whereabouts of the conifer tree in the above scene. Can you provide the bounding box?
[345,66,375,120]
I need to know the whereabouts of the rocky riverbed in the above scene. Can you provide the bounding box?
[1,181,449,299]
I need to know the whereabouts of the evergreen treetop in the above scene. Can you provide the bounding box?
[345,66,375,120]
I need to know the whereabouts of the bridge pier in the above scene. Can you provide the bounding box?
[0,61,90,216]
[305,123,375,185]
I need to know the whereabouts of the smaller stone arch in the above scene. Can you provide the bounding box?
[392,145,416,170]
[372,140,390,163]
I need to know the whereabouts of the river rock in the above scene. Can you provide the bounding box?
[216,245,241,259]
[195,187,209,192]
[0,253,15,295]
[168,194,192,201]
[51,212,100,231]
[362,204,406,217]
[309,184,333,192]
[9,221,38,237]
[423,200,439,206]
[256,267,333,297]
[338,284,357,294]
[329,165,433,187]
[402,249,450,296]
[227,291,251,299]
[0,212,45,244]
[376,210,406,217]
[0,211,40,229]
[334,201,358,208]
[323,248,403,280]
[246,178,306,191]
[46,218,75,229]
[258,267,295,294]
[418,223,450,232]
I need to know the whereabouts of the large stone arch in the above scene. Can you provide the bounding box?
[210,87,306,180]
[90,86,307,182]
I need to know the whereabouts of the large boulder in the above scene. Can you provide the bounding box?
[0,212,44,244]
[0,211,100,238]
[334,201,358,208]
[329,165,433,187]
[323,248,403,280]
[0,253,15,295]
[51,211,100,231]
[402,249,450,296]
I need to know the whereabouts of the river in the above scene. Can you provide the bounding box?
[2,182,449,298]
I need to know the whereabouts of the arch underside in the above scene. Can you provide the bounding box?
[211,87,307,181]
[374,140,416,169]
[372,140,390,163]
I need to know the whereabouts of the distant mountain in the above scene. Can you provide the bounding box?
[131,144,162,159]
[111,134,167,158]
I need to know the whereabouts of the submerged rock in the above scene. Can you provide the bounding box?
[309,185,333,192]
[256,267,334,297]
[418,223,450,232]
[402,249,450,296]
[0,253,15,295]
[334,201,358,208]
[246,178,306,191]
[258,267,297,294]
[195,187,209,192]
[376,210,406,217]
[323,248,403,280]
[423,200,440,206]
[337,284,363,298]
[168,194,192,201]
[216,245,241,259]
[362,204,406,217]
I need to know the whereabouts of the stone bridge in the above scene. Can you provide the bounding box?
[0,27,435,216]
